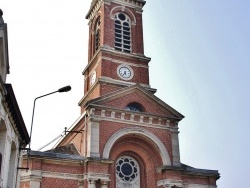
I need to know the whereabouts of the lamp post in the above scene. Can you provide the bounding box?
[28,85,71,152]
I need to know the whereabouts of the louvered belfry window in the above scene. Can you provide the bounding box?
[114,13,131,53]
[95,17,101,52]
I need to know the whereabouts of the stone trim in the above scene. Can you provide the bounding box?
[157,179,183,188]
[102,127,171,166]
[82,47,151,76]
[86,0,104,21]
[84,172,110,181]
[183,184,217,188]
[101,56,149,68]
[110,5,136,25]
[111,0,145,9]
[89,107,179,131]
[21,170,84,181]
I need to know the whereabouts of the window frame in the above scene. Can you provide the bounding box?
[116,156,140,187]
[94,16,101,53]
[114,13,131,53]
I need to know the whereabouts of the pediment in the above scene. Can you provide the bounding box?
[85,84,184,120]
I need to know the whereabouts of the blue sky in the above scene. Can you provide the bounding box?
[2,0,250,187]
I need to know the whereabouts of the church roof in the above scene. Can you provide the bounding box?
[4,84,30,145]
[47,143,81,156]
[159,163,220,179]
[28,150,84,161]
[181,163,220,178]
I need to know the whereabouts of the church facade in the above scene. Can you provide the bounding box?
[20,0,220,187]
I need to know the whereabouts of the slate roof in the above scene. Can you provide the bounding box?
[46,143,81,156]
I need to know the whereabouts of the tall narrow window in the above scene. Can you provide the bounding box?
[114,13,131,53]
[94,17,101,52]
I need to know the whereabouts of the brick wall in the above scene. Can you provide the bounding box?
[41,178,78,188]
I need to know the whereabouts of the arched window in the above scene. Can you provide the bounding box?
[94,16,101,52]
[116,156,140,188]
[114,13,131,53]
[125,102,144,112]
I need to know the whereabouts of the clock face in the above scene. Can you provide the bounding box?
[119,67,131,78]
[117,64,134,80]
[90,71,96,85]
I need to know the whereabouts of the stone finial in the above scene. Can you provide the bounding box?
[0,9,4,25]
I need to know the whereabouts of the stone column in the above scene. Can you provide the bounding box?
[30,180,41,188]
[101,180,109,188]
[171,130,181,167]
[89,179,96,188]
[78,180,84,188]
[86,120,100,158]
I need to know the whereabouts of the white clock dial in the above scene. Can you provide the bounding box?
[90,71,96,85]
[119,67,131,78]
[117,64,134,80]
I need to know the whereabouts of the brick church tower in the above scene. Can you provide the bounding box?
[21,0,220,187]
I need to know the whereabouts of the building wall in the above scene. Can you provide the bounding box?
[0,77,24,188]
[0,14,29,188]
[20,155,85,188]
[0,28,8,82]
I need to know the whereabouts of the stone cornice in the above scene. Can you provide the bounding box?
[82,47,150,75]
[86,106,180,131]
[86,0,146,21]
[86,0,104,21]
[78,79,156,106]
[111,0,146,10]
[21,170,84,182]
[157,164,220,179]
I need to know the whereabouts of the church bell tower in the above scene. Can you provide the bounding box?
[74,1,187,187]
[79,0,155,113]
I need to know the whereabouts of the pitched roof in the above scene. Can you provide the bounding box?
[47,143,81,156]
[4,84,29,145]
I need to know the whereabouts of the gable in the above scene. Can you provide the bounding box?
[86,85,184,119]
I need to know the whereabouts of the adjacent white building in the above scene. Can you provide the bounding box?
[0,9,29,188]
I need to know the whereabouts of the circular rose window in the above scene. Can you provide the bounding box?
[116,156,140,185]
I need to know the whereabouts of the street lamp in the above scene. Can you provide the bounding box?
[25,85,71,170]
[28,85,71,151]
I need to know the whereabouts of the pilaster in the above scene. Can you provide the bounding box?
[86,109,100,157]
[85,172,110,188]
[157,179,183,188]
[88,179,96,188]
[171,127,181,167]
[101,180,109,188]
